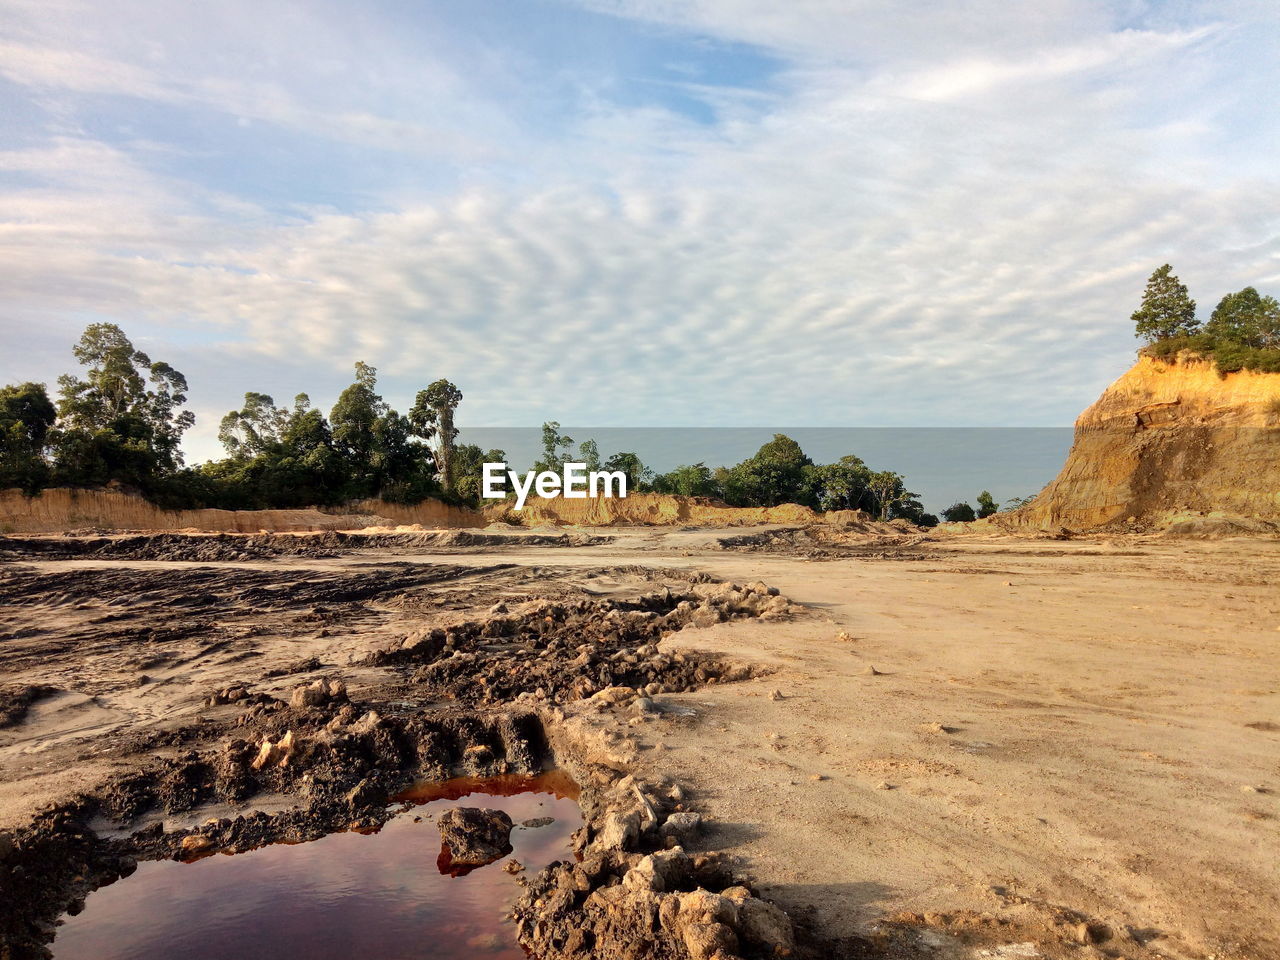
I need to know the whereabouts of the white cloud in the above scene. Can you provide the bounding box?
[1,0,1278,466]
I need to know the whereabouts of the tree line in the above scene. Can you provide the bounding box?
[1,323,956,523]
[1132,265,1280,373]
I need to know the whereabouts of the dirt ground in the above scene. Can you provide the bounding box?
[2,525,1277,960]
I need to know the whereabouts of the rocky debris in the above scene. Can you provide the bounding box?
[289,678,348,710]
[0,684,56,728]
[715,526,933,560]
[373,581,787,707]
[438,807,515,868]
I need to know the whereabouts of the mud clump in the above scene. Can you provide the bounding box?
[373,581,794,705]
[512,770,821,960]
[437,807,514,869]
[0,684,56,728]
[716,525,933,560]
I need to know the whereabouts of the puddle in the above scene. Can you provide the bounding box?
[52,771,581,960]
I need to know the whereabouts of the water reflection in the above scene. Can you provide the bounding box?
[54,773,581,960]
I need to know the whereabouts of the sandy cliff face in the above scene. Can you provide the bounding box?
[0,488,482,534]
[1008,354,1280,531]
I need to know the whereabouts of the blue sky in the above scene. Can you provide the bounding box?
[1,0,1278,463]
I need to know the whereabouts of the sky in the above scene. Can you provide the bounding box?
[1,0,1278,464]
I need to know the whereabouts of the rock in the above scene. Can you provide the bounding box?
[860,665,883,676]
[661,811,703,845]
[737,897,795,955]
[521,816,555,829]
[488,601,508,614]
[682,921,739,960]
[289,678,347,710]
[250,730,295,770]
[769,688,785,701]
[180,834,215,855]
[438,807,514,867]
[503,859,524,874]
[594,809,641,851]
[344,777,387,810]
[1074,921,1108,944]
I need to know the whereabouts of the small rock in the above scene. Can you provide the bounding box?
[861,665,883,676]
[180,834,214,856]
[661,811,703,844]
[521,816,555,829]
[768,689,785,701]
[438,807,514,867]
[810,773,828,782]
[503,859,524,874]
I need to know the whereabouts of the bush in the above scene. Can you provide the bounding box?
[942,502,976,523]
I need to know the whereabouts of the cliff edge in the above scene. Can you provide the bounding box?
[1004,353,1280,532]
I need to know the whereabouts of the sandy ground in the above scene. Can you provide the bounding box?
[2,527,1278,959]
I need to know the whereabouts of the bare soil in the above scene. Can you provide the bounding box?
[1,527,1277,960]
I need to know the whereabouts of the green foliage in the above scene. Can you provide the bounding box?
[976,490,999,518]
[533,421,576,473]
[51,323,195,492]
[453,443,508,505]
[1132,264,1198,344]
[1205,287,1280,350]
[717,434,814,508]
[0,382,57,492]
[942,501,977,523]
[652,462,718,498]
[603,451,653,492]
[1136,272,1280,373]
[410,379,463,493]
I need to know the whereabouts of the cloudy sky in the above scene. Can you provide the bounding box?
[2,0,1278,462]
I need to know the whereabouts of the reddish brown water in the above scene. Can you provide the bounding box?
[53,773,581,960]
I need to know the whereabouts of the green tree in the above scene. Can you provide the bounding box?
[452,444,508,505]
[652,462,717,498]
[806,455,874,512]
[976,490,999,518]
[533,421,575,473]
[1205,287,1280,349]
[1132,265,1198,343]
[330,363,436,501]
[603,451,654,492]
[0,382,57,492]
[52,323,195,490]
[409,379,463,493]
[866,469,919,521]
[720,434,814,507]
[942,501,977,523]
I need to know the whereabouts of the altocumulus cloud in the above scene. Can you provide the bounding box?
[0,0,1278,460]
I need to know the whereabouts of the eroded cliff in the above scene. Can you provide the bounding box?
[1007,353,1280,531]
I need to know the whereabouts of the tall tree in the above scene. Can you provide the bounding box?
[410,379,462,493]
[0,382,56,492]
[976,490,999,518]
[1132,265,1198,343]
[53,323,194,489]
[1205,287,1280,349]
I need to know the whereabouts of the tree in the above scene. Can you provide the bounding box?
[719,434,814,507]
[1132,265,1198,343]
[0,382,56,492]
[652,462,717,498]
[452,444,508,505]
[52,323,195,490]
[942,501,977,523]
[330,362,436,502]
[410,379,462,493]
[603,451,653,491]
[533,421,576,473]
[806,455,874,512]
[866,469,920,521]
[976,490,999,518]
[1205,287,1280,349]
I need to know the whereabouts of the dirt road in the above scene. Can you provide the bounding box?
[2,528,1277,959]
